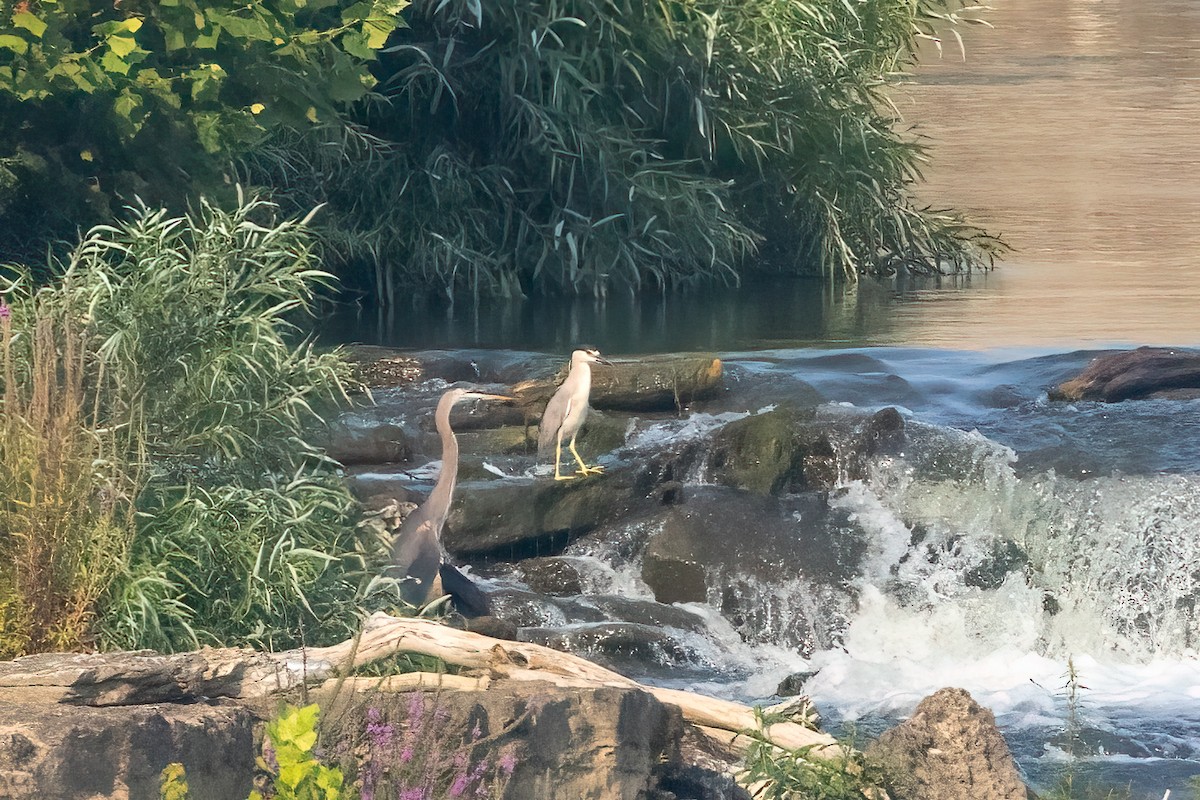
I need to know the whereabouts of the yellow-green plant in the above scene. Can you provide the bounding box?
[255,704,345,800]
[160,762,190,800]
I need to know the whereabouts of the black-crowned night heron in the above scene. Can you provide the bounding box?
[538,348,613,481]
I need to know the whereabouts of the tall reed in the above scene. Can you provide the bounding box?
[0,289,134,657]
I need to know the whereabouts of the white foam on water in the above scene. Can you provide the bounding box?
[623,410,754,450]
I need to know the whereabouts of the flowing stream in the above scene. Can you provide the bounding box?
[322,1,1200,795]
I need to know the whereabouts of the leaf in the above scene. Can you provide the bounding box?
[361,16,395,50]
[0,34,28,55]
[340,30,373,60]
[194,27,221,50]
[100,51,131,76]
[12,12,47,38]
[107,35,139,58]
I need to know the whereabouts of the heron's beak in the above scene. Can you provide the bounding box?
[467,393,515,402]
[595,357,614,367]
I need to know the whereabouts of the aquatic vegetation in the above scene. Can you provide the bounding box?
[246,0,1002,300]
[738,709,887,800]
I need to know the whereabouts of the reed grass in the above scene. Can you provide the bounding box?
[244,0,1002,300]
[0,286,135,657]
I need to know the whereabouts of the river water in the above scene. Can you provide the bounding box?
[324,2,1200,796]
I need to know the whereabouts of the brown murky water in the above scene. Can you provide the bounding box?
[892,0,1200,347]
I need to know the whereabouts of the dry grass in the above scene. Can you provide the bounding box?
[0,299,134,657]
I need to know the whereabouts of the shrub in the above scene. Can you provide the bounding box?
[0,0,409,266]
[2,194,381,654]
[246,0,1001,300]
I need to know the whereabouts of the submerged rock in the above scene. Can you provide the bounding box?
[1051,346,1200,401]
[868,687,1029,800]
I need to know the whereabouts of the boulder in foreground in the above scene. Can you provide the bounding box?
[868,687,1030,800]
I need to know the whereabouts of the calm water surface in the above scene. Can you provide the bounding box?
[325,0,1200,352]
[896,0,1200,348]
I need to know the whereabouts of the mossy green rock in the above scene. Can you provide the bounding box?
[707,406,838,495]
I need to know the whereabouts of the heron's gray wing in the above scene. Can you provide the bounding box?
[538,393,573,457]
[391,513,444,607]
[439,562,492,617]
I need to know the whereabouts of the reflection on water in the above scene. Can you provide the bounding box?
[325,0,1200,353]
[320,276,1000,353]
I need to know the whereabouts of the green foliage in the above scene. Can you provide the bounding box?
[160,762,190,800]
[2,194,382,653]
[246,0,1001,300]
[256,704,345,800]
[0,278,136,658]
[0,0,408,264]
[738,710,886,800]
[73,196,380,651]
[158,705,345,800]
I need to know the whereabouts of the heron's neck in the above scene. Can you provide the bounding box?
[429,409,459,531]
[572,360,593,394]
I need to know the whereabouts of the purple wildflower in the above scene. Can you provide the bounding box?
[407,692,427,726]
[498,748,518,777]
[399,744,415,763]
[470,721,482,741]
[0,303,9,321]
[435,706,451,725]
[366,706,395,750]
[449,771,472,798]
[399,788,428,800]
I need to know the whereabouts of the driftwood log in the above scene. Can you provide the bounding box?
[0,613,836,759]
[512,354,724,413]
[306,614,840,756]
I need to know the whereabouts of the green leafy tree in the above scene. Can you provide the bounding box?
[0,0,407,265]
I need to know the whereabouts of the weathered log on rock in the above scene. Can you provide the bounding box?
[1051,346,1200,402]
[512,354,724,413]
[0,649,298,706]
[343,345,561,389]
[341,345,424,387]
[300,614,842,758]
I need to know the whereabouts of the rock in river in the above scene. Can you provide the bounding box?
[1051,346,1200,401]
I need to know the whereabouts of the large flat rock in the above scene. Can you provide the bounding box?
[0,701,254,800]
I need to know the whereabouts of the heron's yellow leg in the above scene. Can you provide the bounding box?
[554,429,576,481]
[570,435,604,475]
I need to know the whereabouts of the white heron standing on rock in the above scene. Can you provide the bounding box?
[389,387,512,615]
[538,347,613,481]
